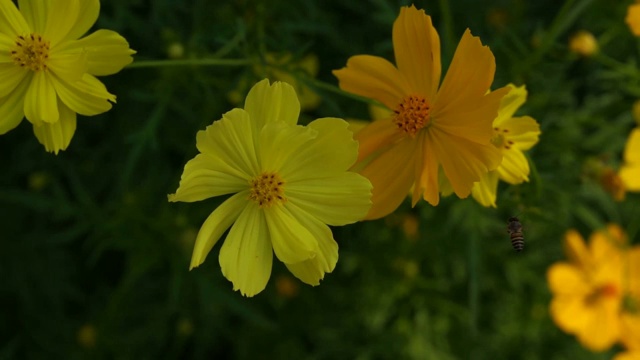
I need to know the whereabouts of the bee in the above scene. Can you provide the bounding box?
[507,217,524,252]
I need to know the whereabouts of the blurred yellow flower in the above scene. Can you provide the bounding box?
[620,128,640,192]
[620,247,640,351]
[471,84,540,207]
[334,5,509,219]
[627,4,640,36]
[614,350,640,360]
[547,225,627,351]
[169,79,372,297]
[0,0,135,153]
[569,30,598,57]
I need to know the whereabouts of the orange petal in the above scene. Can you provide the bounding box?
[333,55,410,109]
[415,132,440,205]
[354,117,403,162]
[392,5,441,99]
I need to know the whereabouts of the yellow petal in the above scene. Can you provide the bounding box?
[65,0,99,41]
[590,225,625,264]
[620,164,640,191]
[190,191,247,269]
[282,118,361,180]
[0,74,29,134]
[264,205,318,264]
[333,55,410,110]
[0,0,30,37]
[430,128,502,199]
[563,229,591,270]
[494,84,527,123]
[547,263,589,296]
[43,0,80,46]
[0,33,15,63]
[416,135,440,205]
[218,202,272,297]
[576,297,620,351]
[48,49,87,83]
[471,170,499,207]
[32,99,76,154]
[433,29,497,120]
[613,350,640,360]
[168,153,249,203]
[504,116,541,151]
[354,117,403,162]
[51,73,114,116]
[196,108,258,178]
[627,4,640,36]
[258,121,316,176]
[620,312,640,351]
[0,61,29,98]
[284,203,338,285]
[624,128,640,164]
[17,0,47,33]
[359,139,417,219]
[497,149,530,184]
[549,296,590,334]
[286,172,372,226]
[392,5,441,98]
[24,71,58,124]
[57,29,135,76]
[244,79,300,131]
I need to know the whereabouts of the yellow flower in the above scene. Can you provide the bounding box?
[627,4,640,36]
[620,247,640,351]
[614,350,640,360]
[620,128,640,192]
[333,5,509,219]
[0,0,135,153]
[569,30,598,57]
[547,225,627,351]
[471,84,541,207]
[169,79,372,297]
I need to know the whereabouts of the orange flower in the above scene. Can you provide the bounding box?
[334,5,509,219]
[547,225,627,351]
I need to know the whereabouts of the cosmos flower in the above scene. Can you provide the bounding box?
[627,3,640,36]
[169,79,372,297]
[333,5,509,219]
[471,84,540,207]
[0,0,135,153]
[547,225,627,351]
[620,128,640,192]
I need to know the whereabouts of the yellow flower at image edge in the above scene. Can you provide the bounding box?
[169,79,372,297]
[334,5,509,220]
[620,128,640,192]
[471,84,540,207]
[0,0,135,153]
[547,225,627,351]
[627,4,640,37]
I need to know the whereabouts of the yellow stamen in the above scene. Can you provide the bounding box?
[10,33,50,72]
[393,95,430,137]
[248,172,286,208]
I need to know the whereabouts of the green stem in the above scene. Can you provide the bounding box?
[593,53,640,80]
[126,58,253,69]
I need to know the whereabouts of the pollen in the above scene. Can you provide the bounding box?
[10,33,50,72]
[392,95,431,137]
[491,127,512,150]
[248,172,286,208]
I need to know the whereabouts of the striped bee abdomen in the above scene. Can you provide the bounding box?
[507,217,525,252]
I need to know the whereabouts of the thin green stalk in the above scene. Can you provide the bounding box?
[126,58,253,69]
[437,0,455,64]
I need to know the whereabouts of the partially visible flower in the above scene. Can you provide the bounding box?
[633,100,640,126]
[471,84,540,207]
[229,53,321,111]
[627,4,640,36]
[569,30,598,57]
[620,247,640,351]
[620,128,640,192]
[614,350,640,360]
[169,79,372,297]
[334,5,509,219]
[547,225,627,351]
[77,324,97,349]
[275,274,300,298]
[0,0,135,153]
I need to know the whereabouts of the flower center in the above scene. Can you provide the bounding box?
[392,95,430,137]
[585,283,618,304]
[248,172,286,208]
[491,127,514,150]
[10,33,50,72]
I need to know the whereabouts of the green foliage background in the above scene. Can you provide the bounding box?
[1,0,640,359]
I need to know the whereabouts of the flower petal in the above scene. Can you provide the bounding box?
[0,32,17,63]
[497,149,529,184]
[392,5,441,99]
[258,121,316,175]
[32,98,76,154]
[48,49,87,83]
[0,62,29,97]
[196,108,259,179]
[620,164,640,191]
[358,138,417,220]
[284,203,338,285]
[65,0,99,41]
[547,263,589,296]
[264,205,318,264]
[624,128,640,165]
[43,0,80,46]
[563,229,591,270]
[24,71,58,124]
[494,84,527,123]
[0,0,30,37]
[218,202,272,297]
[57,29,135,76]
[416,133,440,205]
[627,4,640,37]
[286,172,372,226]
[168,153,249,203]
[333,55,410,110]
[244,79,300,132]
[471,170,499,207]
[282,118,362,180]
[549,296,590,334]
[504,116,540,151]
[576,297,620,351]
[190,191,247,269]
[17,0,47,33]
[0,74,29,134]
[354,117,403,163]
[51,73,115,116]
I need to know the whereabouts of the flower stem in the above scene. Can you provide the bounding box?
[126,58,253,69]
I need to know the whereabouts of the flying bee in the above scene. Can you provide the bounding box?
[507,217,524,252]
